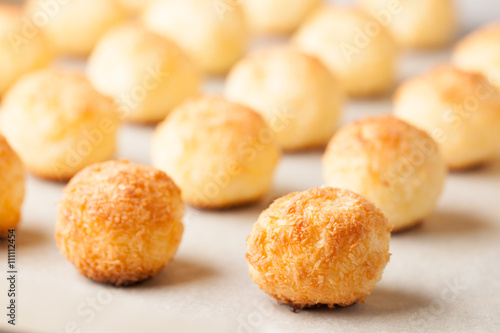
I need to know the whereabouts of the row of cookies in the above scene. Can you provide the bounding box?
[0,0,482,184]
[55,70,498,309]
[0,0,317,92]
[2,50,500,312]
[2,0,458,99]
[1,1,500,309]
[2,14,500,228]
[50,102,480,308]
[54,158,393,310]
[0,95,489,306]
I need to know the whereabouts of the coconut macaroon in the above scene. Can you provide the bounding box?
[394,65,500,170]
[142,0,248,75]
[0,135,25,235]
[294,6,397,97]
[88,23,200,123]
[0,69,119,181]
[152,96,281,209]
[360,0,457,49]
[323,116,447,232]
[226,46,344,151]
[24,0,126,57]
[242,0,321,35]
[56,160,184,286]
[246,187,391,308]
[0,4,52,96]
[453,24,500,89]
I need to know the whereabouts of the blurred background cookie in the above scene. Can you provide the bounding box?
[226,46,344,151]
[116,0,153,14]
[453,23,500,89]
[142,0,248,75]
[394,65,500,170]
[0,4,52,96]
[294,6,397,97]
[323,116,447,232]
[88,23,200,123]
[360,0,457,49]
[25,0,126,57]
[0,68,120,181]
[242,0,321,35]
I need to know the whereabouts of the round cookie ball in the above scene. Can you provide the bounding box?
[323,116,447,232]
[0,69,120,181]
[294,6,397,97]
[142,0,248,75]
[88,23,200,123]
[394,65,500,170]
[152,96,281,209]
[360,0,457,49]
[453,24,500,89]
[0,135,25,235]
[25,0,126,57]
[0,4,52,95]
[226,46,344,151]
[55,160,184,286]
[246,187,391,308]
[242,0,321,35]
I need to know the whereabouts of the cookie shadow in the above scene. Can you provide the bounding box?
[0,226,51,250]
[254,184,301,211]
[468,155,500,176]
[404,210,493,238]
[189,182,302,222]
[301,287,431,317]
[360,287,431,315]
[137,258,218,289]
